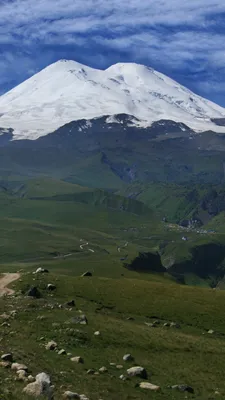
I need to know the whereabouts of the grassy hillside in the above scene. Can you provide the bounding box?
[1,271,225,399]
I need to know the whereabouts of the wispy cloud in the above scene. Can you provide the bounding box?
[0,0,225,105]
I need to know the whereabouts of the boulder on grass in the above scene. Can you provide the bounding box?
[127,366,147,379]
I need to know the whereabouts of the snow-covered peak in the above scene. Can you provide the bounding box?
[0,59,225,140]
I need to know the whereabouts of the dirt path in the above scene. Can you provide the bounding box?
[0,273,20,297]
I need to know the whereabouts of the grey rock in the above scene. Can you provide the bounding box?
[62,391,80,399]
[70,356,84,364]
[1,353,13,362]
[35,268,49,274]
[66,300,75,307]
[27,286,41,298]
[123,354,133,362]
[170,322,181,329]
[11,363,28,372]
[58,349,66,355]
[127,366,147,379]
[139,382,160,391]
[87,369,95,375]
[171,384,194,393]
[99,366,108,373]
[0,361,11,368]
[81,271,92,277]
[120,374,128,381]
[47,284,56,291]
[45,341,58,350]
[70,315,88,325]
[23,373,53,399]
[16,369,27,381]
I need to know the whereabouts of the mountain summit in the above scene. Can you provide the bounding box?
[0,59,225,139]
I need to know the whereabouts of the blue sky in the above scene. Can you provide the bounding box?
[1,0,225,106]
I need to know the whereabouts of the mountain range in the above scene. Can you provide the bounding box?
[1,59,225,140]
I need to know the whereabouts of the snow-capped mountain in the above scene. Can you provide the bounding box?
[0,59,225,140]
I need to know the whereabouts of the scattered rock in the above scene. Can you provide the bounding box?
[1,353,13,362]
[208,329,214,334]
[47,284,56,291]
[127,366,147,379]
[34,268,49,274]
[0,361,11,368]
[16,369,27,381]
[80,396,89,400]
[81,271,92,277]
[116,365,123,369]
[171,384,194,393]
[94,331,101,336]
[11,363,28,372]
[110,363,116,366]
[163,322,170,327]
[1,322,10,327]
[23,373,53,398]
[87,369,95,375]
[70,315,88,325]
[45,341,58,350]
[120,374,128,381]
[58,349,66,355]
[145,322,155,327]
[126,317,134,321]
[170,322,181,329]
[139,382,160,391]
[71,356,84,364]
[28,375,35,382]
[66,300,75,307]
[36,372,51,385]
[62,391,80,399]
[123,354,133,362]
[99,366,108,373]
[27,286,41,298]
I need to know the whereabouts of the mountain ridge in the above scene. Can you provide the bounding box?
[0,59,225,140]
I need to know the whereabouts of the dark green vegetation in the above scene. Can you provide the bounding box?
[0,176,225,285]
[1,115,225,188]
[1,115,225,398]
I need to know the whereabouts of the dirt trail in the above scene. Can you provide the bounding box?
[0,273,20,296]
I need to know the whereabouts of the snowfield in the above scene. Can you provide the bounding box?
[0,59,225,140]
